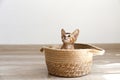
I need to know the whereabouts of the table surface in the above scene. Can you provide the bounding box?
[0,44,120,80]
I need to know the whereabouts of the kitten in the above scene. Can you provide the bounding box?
[61,29,79,49]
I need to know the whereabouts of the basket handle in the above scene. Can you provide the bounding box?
[40,48,44,53]
[89,49,105,55]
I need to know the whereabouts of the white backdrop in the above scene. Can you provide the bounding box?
[0,0,120,44]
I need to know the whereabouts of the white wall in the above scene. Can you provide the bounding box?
[0,0,120,44]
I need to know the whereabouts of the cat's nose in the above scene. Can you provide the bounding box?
[64,37,68,40]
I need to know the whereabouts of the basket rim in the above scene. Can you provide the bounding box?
[41,43,105,55]
[43,43,103,50]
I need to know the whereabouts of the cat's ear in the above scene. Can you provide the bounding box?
[72,29,79,40]
[61,29,66,36]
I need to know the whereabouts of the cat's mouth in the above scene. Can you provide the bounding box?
[62,39,71,43]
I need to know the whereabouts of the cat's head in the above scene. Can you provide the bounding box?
[61,29,79,44]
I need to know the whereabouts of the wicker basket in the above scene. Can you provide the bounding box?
[40,43,105,77]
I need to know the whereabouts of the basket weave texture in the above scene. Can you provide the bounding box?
[42,43,105,77]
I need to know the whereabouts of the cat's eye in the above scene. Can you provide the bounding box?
[68,35,71,37]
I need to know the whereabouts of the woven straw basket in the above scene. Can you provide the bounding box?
[40,43,105,77]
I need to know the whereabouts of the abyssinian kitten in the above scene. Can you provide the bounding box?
[61,29,79,49]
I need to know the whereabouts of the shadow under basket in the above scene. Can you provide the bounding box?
[40,43,105,77]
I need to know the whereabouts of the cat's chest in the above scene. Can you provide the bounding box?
[64,44,74,49]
